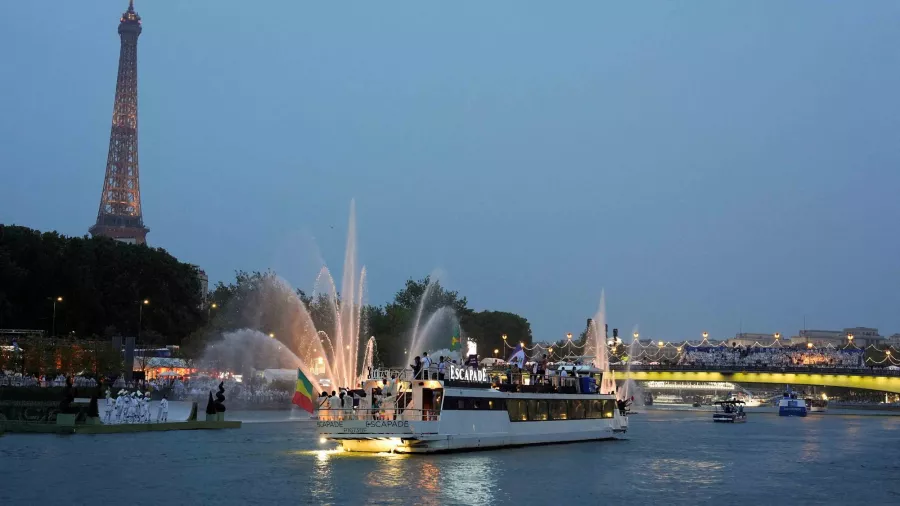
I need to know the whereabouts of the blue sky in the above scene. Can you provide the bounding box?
[2,1,899,342]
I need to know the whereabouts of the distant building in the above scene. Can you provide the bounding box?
[790,327,883,347]
[187,264,209,303]
[197,269,209,301]
[842,327,883,347]
[887,334,900,347]
[727,333,779,347]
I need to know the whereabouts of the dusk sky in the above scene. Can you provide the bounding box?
[2,1,899,342]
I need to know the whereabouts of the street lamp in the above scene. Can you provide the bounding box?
[51,297,63,337]
[658,341,664,348]
[493,349,499,358]
[566,333,573,340]
[208,302,217,321]
[847,333,854,344]
[139,299,149,338]
[807,342,813,349]
[774,332,781,340]
[269,332,275,338]
[702,331,709,339]
[633,332,639,342]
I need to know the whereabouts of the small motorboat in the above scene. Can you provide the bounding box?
[713,400,747,423]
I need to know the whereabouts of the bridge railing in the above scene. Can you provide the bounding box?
[610,364,900,377]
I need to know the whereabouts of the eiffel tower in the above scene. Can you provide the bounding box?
[89,0,148,244]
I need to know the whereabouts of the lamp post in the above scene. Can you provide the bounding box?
[702,331,709,340]
[207,302,217,322]
[807,341,813,349]
[847,333,854,346]
[269,332,275,338]
[493,348,499,358]
[138,299,149,338]
[51,297,63,337]
[774,332,781,340]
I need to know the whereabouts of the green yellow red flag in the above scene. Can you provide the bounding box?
[292,368,315,413]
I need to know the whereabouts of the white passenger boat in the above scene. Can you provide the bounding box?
[778,390,808,417]
[316,364,628,454]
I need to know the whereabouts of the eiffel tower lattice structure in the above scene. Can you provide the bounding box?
[89,0,148,244]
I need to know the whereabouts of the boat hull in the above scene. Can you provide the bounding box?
[778,406,808,417]
[337,429,623,454]
[712,414,746,423]
[319,404,628,454]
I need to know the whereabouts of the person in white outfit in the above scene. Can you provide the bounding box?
[127,392,137,423]
[421,352,432,380]
[142,392,152,422]
[381,379,395,421]
[157,395,169,422]
[114,390,125,423]
[104,389,114,422]
[328,390,340,420]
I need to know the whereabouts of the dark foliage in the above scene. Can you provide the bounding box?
[0,225,204,342]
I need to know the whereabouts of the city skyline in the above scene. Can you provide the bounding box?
[1,1,899,341]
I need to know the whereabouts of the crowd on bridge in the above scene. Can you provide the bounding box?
[675,346,866,369]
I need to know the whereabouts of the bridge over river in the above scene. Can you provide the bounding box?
[609,365,900,393]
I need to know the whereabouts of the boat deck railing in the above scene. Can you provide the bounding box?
[315,408,440,422]
[365,368,412,381]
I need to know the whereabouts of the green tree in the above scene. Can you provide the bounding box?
[0,225,204,342]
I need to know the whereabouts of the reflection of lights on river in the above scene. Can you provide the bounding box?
[416,461,440,494]
[442,456,497,504]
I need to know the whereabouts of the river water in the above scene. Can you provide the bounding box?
[2,407,899,505]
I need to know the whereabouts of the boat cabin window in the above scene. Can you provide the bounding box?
[527,400,549,421]
[505,398,615,422]
[443,396,508,411]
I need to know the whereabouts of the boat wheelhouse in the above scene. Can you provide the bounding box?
[778,391,808,417]
[713,400,746,423]
[315,364,628,453]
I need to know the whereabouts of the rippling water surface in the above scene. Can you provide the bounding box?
[2,409,899,505]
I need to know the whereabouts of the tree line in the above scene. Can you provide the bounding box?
[0,225,204,343]
[1,226,533,368]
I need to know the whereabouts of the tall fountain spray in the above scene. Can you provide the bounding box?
[587,290,609,372]
[201,201,369,391]
[403,273,462,362]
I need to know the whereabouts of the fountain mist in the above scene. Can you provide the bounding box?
[201,201,369,391]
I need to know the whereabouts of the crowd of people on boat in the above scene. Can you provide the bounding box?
[315,376,409,421]
[676,346,866,369]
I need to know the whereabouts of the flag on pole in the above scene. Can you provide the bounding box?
[508,343,526,368]
[292,368,316,413]
[450,322,461,351]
